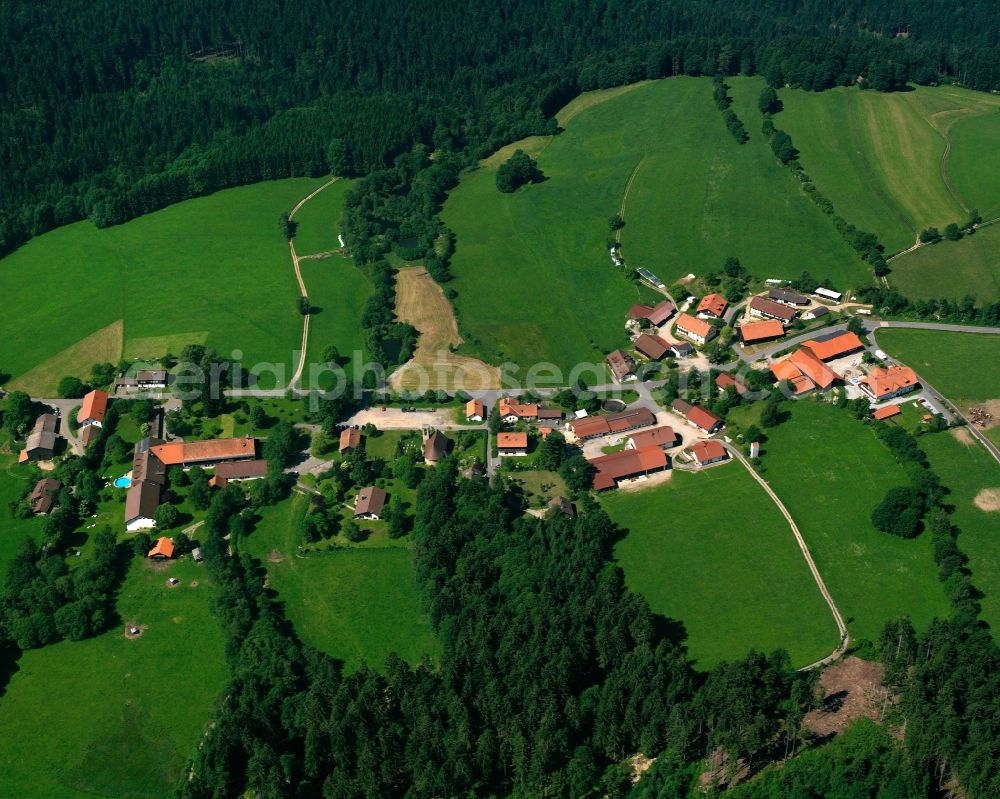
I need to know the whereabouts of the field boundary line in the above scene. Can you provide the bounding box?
[616,156,647,245]
[287,177,340,389]
[724,443,849,670]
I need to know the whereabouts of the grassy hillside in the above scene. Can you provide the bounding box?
[756,401,949,644]
[241,493,439,672]
[292,179,355,255]
[0,179,325,394]
[0,558,228,798]
[779,84,1000,254]
[890,223,1000,302]
[603,466,838,669]
[443,76,867,372]
[921,430,1000,631]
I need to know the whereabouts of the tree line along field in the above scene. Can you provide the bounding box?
[0,558,228,798]
[442,76,868,373]
[602,465,839,669]
[748,401,950,645]
[877,329,1000,448]
[778,83,1000,255]
[919,430,1000,632]
[239,493,440,672]
[0,178,330,395]
[889,222,1000,302]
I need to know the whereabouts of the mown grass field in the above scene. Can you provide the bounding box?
[758,401,949,644]
[779,84,1000,255]
[241,493,439,672]
[920,429,1000,631]
[602,466,838,669]
[291,178,354,255]
[0,558,228,798]
[890,223,1000,302]
[0,179,327,394]
[443,76,865,372]
[877,329,1000,447]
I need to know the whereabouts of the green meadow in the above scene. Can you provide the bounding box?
[443,76,866,372]
[890,223,1000,302]
[0,179,327,394]
[291,178,355,255]
[920,430,1000,631]
[757,401,949,644]
[241,493,439,672]
[0,558,228,798]
[779,84,1000,254]
[876,329,1000,403]
[603,465,838,669]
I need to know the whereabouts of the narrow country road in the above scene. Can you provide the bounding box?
[723,442,850,671]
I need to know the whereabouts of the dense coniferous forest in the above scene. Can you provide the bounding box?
[3,0,1000,257]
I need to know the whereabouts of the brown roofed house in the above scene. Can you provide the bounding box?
[126,481,161,531]
[606,349,636,382]
[497,432,529,456]
[20,413,59,462]
[423,429,450,464]
[768,288,810,306]
[646,300,676,326]
[339,427,362,454]
[548,496,575,516]
[715,373,747,395]
[634,334,670,361]
[78,389,109,427]
[589,445,668,490]
[696,293,729,318]
[354,486,388,519]
[210,459,268,489]
[571,406,657,440]
[536,408,564,421]
[30,478,61,515]
[748,296,797,324]
[627,303,655,321]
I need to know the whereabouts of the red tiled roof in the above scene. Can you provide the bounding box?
[151,437,256,465]
[690,439,727,464]
[873,405,902,420]
[800,331,864,361]
[675,313,714,341]
[466,399,485,418]
[589,445,668,490]
[79,389,109,424]
[628,426,676,449]
[571,407,657,439]
[339,427,362,452]
[696,293,728,317]
[147,536,175,559]
[687,405,723,432]
[739,320,785,343]
[788,348,838,390]
[497,432,528,449]
[860,366,919,400]
[715,373,747,395]
[499,398,538,418]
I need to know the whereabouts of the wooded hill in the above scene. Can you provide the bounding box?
[3,0,1000,258]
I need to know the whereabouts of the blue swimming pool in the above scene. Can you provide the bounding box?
[113,475,132,488]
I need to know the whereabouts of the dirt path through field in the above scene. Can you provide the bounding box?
[285,178,339,389]
[725,443,849,670]
[389,267,500,391]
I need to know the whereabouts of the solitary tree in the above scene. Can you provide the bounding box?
[496,150,543,193]
[757,86,782,115]
[57,376,87,398]
[155,503,180,530]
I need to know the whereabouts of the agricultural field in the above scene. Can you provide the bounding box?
[0,558,228,798]
[876,329,1000,447]
[0,179,327,395]
[603,466,838,669]
[443,76,865,373]
[757,401,950,644]
[779,83,1000,254]
[240,493,439,672]
[920,429,1000,631]
[889,223,1000,302]
[291,178,355,255]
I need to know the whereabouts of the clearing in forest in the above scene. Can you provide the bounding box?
[603,465,839,669]
[443,76,867,372]
[390,266,500,390]
[779,83,1000,254]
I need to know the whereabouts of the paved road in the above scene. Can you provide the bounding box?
[723,442,849,671]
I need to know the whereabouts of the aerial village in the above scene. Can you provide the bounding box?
[8,264,939,562]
